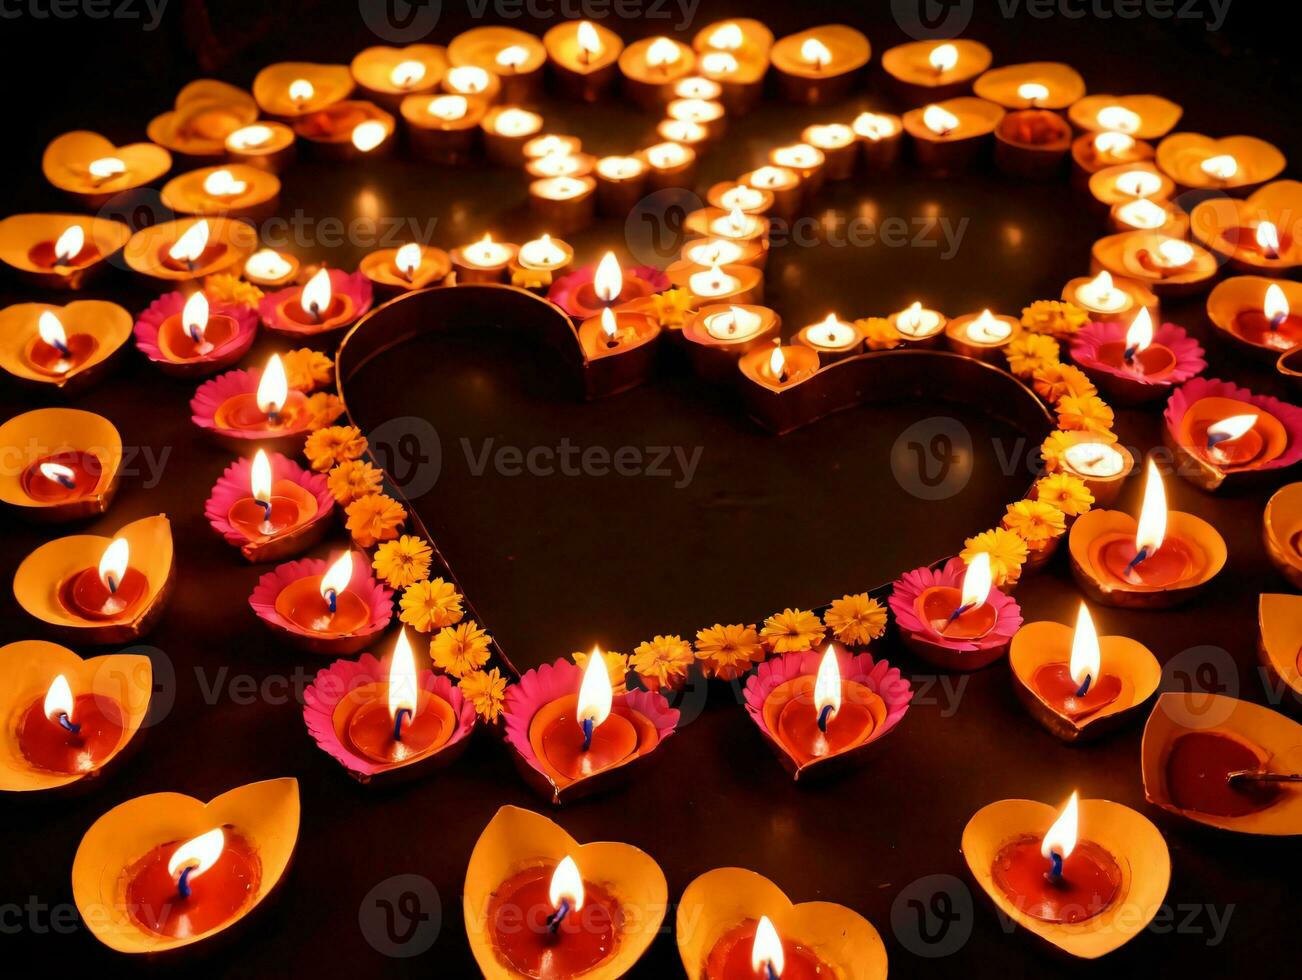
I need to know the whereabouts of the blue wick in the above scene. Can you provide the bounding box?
[1124,547,1149,575]
[765,964,780,980]
[57,712,81,735]
[946,602,973,625]
[266,409,281,427]
[1075,674,1092,698]
[325,588,338,614]
[256,499,273,524]
[1206,430,1234,449]
[177,865,195,900]
[392,706,412,742]
[547,898,570,934]
[55,473,75,489]
[52,338,70,357]
[1047,850,1064,883]
[104,573,119,595]
[817,704,834,733]
[188,323,203,343]
[581,718,594,752]
[1123,344,1138,363]
[1271,312,1287,331]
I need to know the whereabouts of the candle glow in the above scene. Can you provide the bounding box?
[387,628,419,730]
[1069,604,1101,690]
[1200,154,1239,181]
[251,448,273,511]
[751,916,785,977]
[202,169,247,198]
[1115,170,1163,198]
[1124,307,1154,357]
[1206,414,1257,446]
[44,674,75,727]
[1094,131,1135,156]
[53,225,85,263]
[704,305,762,341]
[167,828,225,894]
[288,78,315,105]
[319,551,354,611]
[701,51,739,75]
[389,59,427,88]
[646,37,682,69]
[227,124,273,150]
[929,42,958,73]
[351,121,388,152]
[576,21,602,61]
[801,37,832,69]
[395,243,423,279]
[37,310,69,354]
[299,267,333,319]
[769,341,786,380]
[256,353,289,418]
[576,646,613,746]
[495,45,530,70]
[593,252,623,303]
[966,309,1012,344]
[1264,283,1289,324]
[1097,105,1140,133]
[519,234,566,268]
[98,537,129,593]
[465,234,510,267]
[493,108,542,137]
[1256,222,1281,257]
[708,22,744,50]
[446,66,490,94]
[88,156,126,181]
[596,155,644,180]
[1040,792,1080,870]
[245,249,293,281]
[1064,442,1125,478]
[853,112,899,141]
[168,220,210,265]
[182,291,210,343]
[1018,82,1050,104]
[1154,238,1195,269]
[427,95,469,121]
[1116,198,1169,230]
[897,301,942,338]
[549,855,585,916]
[813,645,841,730]
[1135,459,1168,558]
[1077,271,1129,312]
[959,552,993,613]
[923,104,959,136]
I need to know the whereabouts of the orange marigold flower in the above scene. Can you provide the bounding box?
[571,648,629,694]
[1033,362,1097,403]
[630,634,695,690]
[693,624,764,681]
[399,578,464,633]
[430,620,492,677]
[855,317,904,351]
[1035,472,1094,517]
[651,288,696,329]
[1005,333,1061,377]
[1002,499,1067,543]
[327,459,384,504]
[345,492,406,547]
[203,273,263,308]
[1057,394,1115,435]
[305,392,346,429]
[459,667,507,723]
[372,534,433,589]
[281,348,334,392]
[305,424,365,472]
[1021,299,1089,338]
[760,608,826,653]
[823,594,888,646]
[961,527,1028,587]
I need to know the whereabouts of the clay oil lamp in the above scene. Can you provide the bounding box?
[889,300,948,348]
[890,554,1023,671]
[451,233,517,284]
[681,304,780,383]
[618,36,695,110]
[147,80,258,159]
[594,155,648,216]
[1257,591,1302,700]
[684,206,770,248]
[258,266,373,341]
[543,20,623,102]
[0,408,121,523]
[903,98,1005,176]
[801,123,858,180]
[678,867,888,980]
[223,121,297,173]
[1069,94,1184,145]
[737,340,823,434]
[707,180,773,218]
[133,289,258,378]
[501,651,679,804]
[350,43,447,108]
[510,234,574,290]
[946,308,1020,362]
[1206,276,1302,361]
[1142,692,1302,835]
[881,39,992,105]
[159,164,281,221]
[794,312,864,364]
[1163,376,1302,491]
[42,131,172,208]
[1091,231,1218,298]
[401,93,488,165]
[190,353,317,453]
[0,640,151,794]
[1263,483,1302,590]
[123,217,254,285]
[72,778,299,954]
[641,140,697,191]
[853,111,905,173]
[1069,459,1225,607]
[1010,603,1161,743]
[1191,180,1302,275]
[962,792,1170,958]
[360,241,451,296]
[528,175,598,235]
[205,450,333,563]
[548,252,668,322]
[1047,431,1135,507]
[303,629,476,785]
[1063,270,1158,327]
[449,27,547,104]
[1087,162,1174,212]
[293,100,395,161]
[1156,133,1286,195]
[1071,129,1156,185]
[0,300,132,393]
[249,551,393,656]
[575,307,661,398]
[681,235,767,272]
[1070,308,1205,406]
[481,106,543,165]
[242,247,299,288]
[0,213,130,290]
[440,65,506,102]
[743,644,911,780]
[13,514,175,645]
[691,19,772,114]
[466,805,668,978]
[974,63,1084,179]
[666,260,762,308]
[770,25,870,105]
[252,62,353,118]
[1109,196,1188,237]
[768,142,826,201]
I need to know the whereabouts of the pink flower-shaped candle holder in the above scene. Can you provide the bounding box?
[249,555,393,655]
[258,267,373,342]
[1070,318,1206,406]
[890,557,1023,671]
[205,452,334,562]
[546,262,669,320]
[191,365,317,454]
[133,290,258,377]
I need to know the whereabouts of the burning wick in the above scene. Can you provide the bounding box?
[1041,792,1078,886]
[169,829,224,901]
[576,647,612,752]
[547,898,571,933]
[1205,414,1257,450]
[547,855,583,935]
[392,706,413,741]
[814,645,839,734]
[947,553,992,624]
[40,462,76,489]
[37,311,70,358]
[46,676,80,734]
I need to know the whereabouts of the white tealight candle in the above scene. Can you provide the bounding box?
[535,176,587,200]
[1153,238,1195,269]
[518,234,566,269]
[853,112,900,141]
[719,185,766,212]
[966,309,1012,344]
[896,301,943,338]
[646,142,690,169]
[532,152,583,178]
[1096,105,1140,134]
[689,263,741,298]
[807,313,857,349]
[445,66,491,94]
[806,124,855,150]
[597,155,645,180]
[202,169,247,198]
[427,95,469,121]
[228,125,274,150]
[772,143,821,170]
[1064,442,1126,478]
[245,249,293,282]
[464,234,511,267]
[686,239,743,267]
[494,108,542,137]
[1115,198,1170,231]
[747,165,798,190]
[705,305,763,341]
[710,207,759,239]
[1114,170,1163,198]
[675,76,722,100]
[1075,271,1130,313]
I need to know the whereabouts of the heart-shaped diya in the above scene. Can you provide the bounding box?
[0,299,133,392]
[0,408,121,522]
[41,130,173,207]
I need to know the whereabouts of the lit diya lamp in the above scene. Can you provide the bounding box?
[442,64,502,103]
[667,96,727,142]
[450,233,517,284]
[191,352,320,453]
[743,645,911,780]
[360,241,451,296]
[1086,162,1175,211]
[1263,483,1302,590]
[641,141,697,190]
[205,450,333,563]
[853,111,905,173]
[249,551,393,656]
[350,44,447,108]
[888,300,947,348]
[252,62,354,118]
[690,19,772,114]
[13,514,174,645]
[576,307,662,398]
[1069,95,1183,168]
[223,121,297,174]
[42,130,172,207]
[1091,231,1218,298]
[1141,693,1302,836]
[890,555,1023,671]
[400,92,488,166]
[0,408,121,523]
[1070,129,1156,184]
[666,260,763,307]
[1068,459,1225,607]
[1258,591,1302,699]
[0,640,151,794]
[962,792,1170,958]
[528,175,598,235]
[448,26,547,104]
[618,36,696,110]
[1062,269,1158,327]
[293,100,395,160]
[0,213,130,290]
[593,155,648,216]
[258,266,373,340]
[159,164,281,221]
[0,300,132,393]
[770,25,870,105]
[1163,376,1302,491]
[974,63,1084,179]
[303,630,477,784]
[739,164,802,224]
[147,79,258,158]
[524,150,596,180]
[73,778,299,954]
[242,247,299,288]
[543,20,623,102]
[123,216,254,285]
[768,142,826,200]
[133,289,258,377]
[501,652,678,804]
[481,105,544,165]
[548,251,668,321]
[657,116,710,151]
[1010,603,1161,743]
[880,39,993,105]
[945,308,1020,362]
[903,98,1005,175]
[801,122,857,180]
[1109,196,1188,237]
[1046,431,1135,507]
[1069,307,1205,405]
[680,303,781,383]
[1190,179,1302,275]
[684,206,770,247]
[1156,133,1286,195]
[510,234,575,289]
[465,806,668,978]
[737,340,823,434]
[794,312,864,364]
[706,180,774,217]
[681,235,767,272]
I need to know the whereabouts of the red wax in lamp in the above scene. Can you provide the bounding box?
[1164,731,1281,817]
[572,252,656,314]
[345,629,455,764]
[991,792,1121,924]
[1000,109,1068,146]
[535,649,640,780]
[1030,605,1122,721]
[1094,308,1176,379]
[773,647,878,765]
[279,267,353,331]
[1098,459,1197,588]
[917,552,997,640]
[26,310,97,376]
[28,225,99,269]
[157,292,238,362]
[158,220,227,273]
[125,828,261,939]
[487,856,622,978]
[59,537,147,621]
[17,675,123,773]
[20,452,102,502]
[1222,220,1292,259]
[215,353,311,433]
[706,916,833,980]
[273,551,370,636]
[226,449,305,542]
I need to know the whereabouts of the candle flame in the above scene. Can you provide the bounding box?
[202,169,247,197]
[576,21,602,58]
[549,855,585,913]
[182,291,209,341]
[853,112,896,141]
[1116,198,1167,230]
[256,353,289,415]
[251,448,272,505]
[44,674,74,724]
[88,156,126,180]
[427,95,468,121]
[727,206,748,235]
[319,551,354,604]
[814,645,841,723]
[1135,459,1167,556]
[923,104,959,136]
[54,225,85,263]
[446,66,490,94]
[395,243,423,277]
[1069,603,1100,688]
[576,646,613,731]
[39,461,75,484]
[1124,306,1153,354]
[1155,238,1195,268]
[646,142,687,168]
[1207,413,1257,443]
[768,341,786,380]
[1018,82,1050,104]
[1097,105,1140,134]
[229,124,273,150]
[709,22,743,50]
[1200,154,1238,181]
[1265,283,1289,321]
[902,301,923,330]
[246,249,292,281]
[38,310,68,350]
[959,552,992,610]
[929,42,958,73]
[1040,791,1079,862]
[167,828,225,881]
[751,916,785,976]
[801,37,832,69]
[351,120,388,152]
[168,220,210,264]
[494,108,540,137]
[495,44,529,69]
[646,37,682,69]
[288,78,315,104]
[389,59,427,88]
[98,537,129,591]
[1079,271,1117,307]
[300,267,333,317]
[1094,131,1135,155]
[968,309,1011,343]
[388,627,419,722]
[600,306,618,342]
[1256,222,1281,255]
[593,252,623,303]
[1115,170,1162,198]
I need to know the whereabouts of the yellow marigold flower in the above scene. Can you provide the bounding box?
[1002,498,1067,543]
[630,634,695,690]
[693,624,764,681]
[345,492,406,547]
[459,667,507,723]
[372,534,433,589]
[305,392,345,429]
[1021,299,1089,338]
[1032,362,1096,404]
[327,459,384,504]
[281,348,334,392]
[1040,428,1117,471]
[823,594,888,646]
[855,316,903,351]
[571,649,629,695]
[961,527,1028,587]
[1035,472,1094,517]
[1004,333,1061,377]
[204,273,263,308]
[1057,393,1115,435]
[399,578,464,633]
[305,424,367,472]
[651,288,696,329]
[430,620,492,678]
[760,608,826,653]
